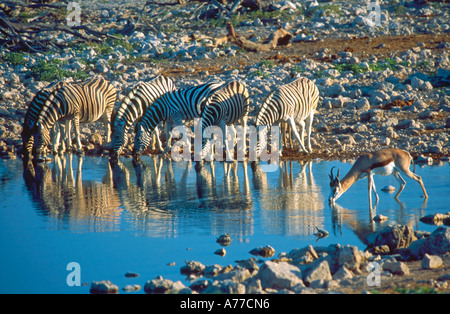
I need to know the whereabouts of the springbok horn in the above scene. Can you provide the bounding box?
[330,166,336,180]
[337,168,340,179]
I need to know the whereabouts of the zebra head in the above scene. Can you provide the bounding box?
[33,121,51,160]
[109,120,128,160]
[133,124,151,162]
[21,123,35,160]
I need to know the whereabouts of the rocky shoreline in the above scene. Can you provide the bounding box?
[0,0,449,161]
[0,0,449,295]
[89,224,450,294]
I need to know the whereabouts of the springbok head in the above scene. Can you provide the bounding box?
[329,166,342,203]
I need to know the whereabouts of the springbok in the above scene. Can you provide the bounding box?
[328,148,428,207]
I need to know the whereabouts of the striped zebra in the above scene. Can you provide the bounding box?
[22,81,69,159]
[199,81,249,161]
[255,77,319,156]
[109,75,175,159]
[133,82,223,160]
[33,76,117,160]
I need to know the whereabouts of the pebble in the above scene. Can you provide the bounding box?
[249,245,276,258]
[421,254,443,270]
[90,280,119,294]
[216,234,231,246]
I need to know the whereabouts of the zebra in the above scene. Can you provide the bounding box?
[255,77,319,157]
[33,76,117,160]
[133,82,223,161]
[199,81,249,161]
[109,75,175,160]
[22,81,69,160]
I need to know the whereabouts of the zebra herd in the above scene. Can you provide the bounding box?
[22,74,320,163]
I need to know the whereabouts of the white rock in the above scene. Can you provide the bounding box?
[257,261,303,290]
[421,254,443,269]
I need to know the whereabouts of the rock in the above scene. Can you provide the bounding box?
[370,245,391,255]
[123,284,141,292]
[373,214,389,222]
[419,226,450,256]
[189,279,211,292]
[256,261,303,290]
[407,227,450,259]
[90,280,119,294]
[204,279,246,294]
[381,185,396,192]
[369,225,417,253]
[215,267,252,283]
[421,254,443,269]
[287,245,319,265]
[203,264,223,278]
[395,119,422,130]
[419,213,450,225]
[249,245,275,258]
[303,260,332,286]
[144,276,174,294]
[382,261,410,276]
[235,258,259,273]
[332,266,353,281]
[216,233,231,246]
[323,83,345,97]
[124,271,139,278]
[180,260,205,275]
[337,245,363,272]
[355,97,370,110]
[214,248,226,256]
[360,109,384,123]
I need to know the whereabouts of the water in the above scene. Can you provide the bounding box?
[0,155,449,293]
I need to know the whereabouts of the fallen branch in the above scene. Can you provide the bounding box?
[222,22,292,52]
[0,15,122,52]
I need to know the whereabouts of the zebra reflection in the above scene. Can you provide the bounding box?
[23,155,122,231]
[251,160,324,236]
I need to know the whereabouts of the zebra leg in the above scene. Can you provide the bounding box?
[164,121,174,151]
[72,117,83,155]
[224,123,235,161]
[51,124,61,155]
[305,111,314,153]
[64,120,72,153]
[237,116,247,160]
[288,116,308,153]
[59,123,66,154]
[154,126,164,152]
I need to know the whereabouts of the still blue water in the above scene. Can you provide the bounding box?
[0,155,448,293]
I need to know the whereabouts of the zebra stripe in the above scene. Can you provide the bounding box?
[22,81,68,159]
[199,81,249,160]
[110,75,175,158]
[255,77,319,156]
[133,82,223,158]
[33,76,116,159]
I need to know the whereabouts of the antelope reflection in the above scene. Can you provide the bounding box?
[251,160,324,237]
[23,155,122,231]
